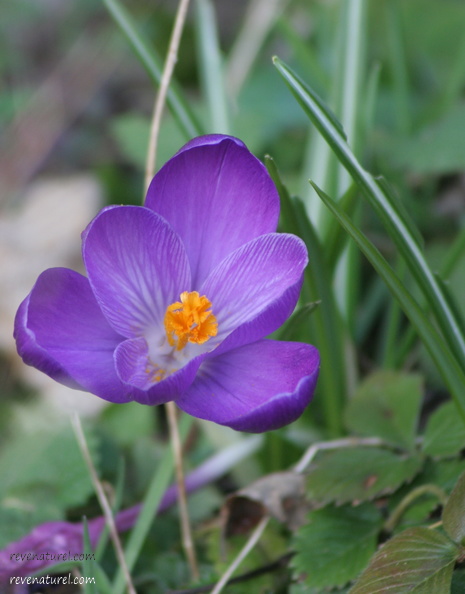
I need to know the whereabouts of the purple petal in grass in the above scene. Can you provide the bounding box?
[0,436,261,582]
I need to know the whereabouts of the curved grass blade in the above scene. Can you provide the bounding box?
[312,184,465,420]
[103,0,203,139]
[311,181,465,421]
[266,156,346,435]
[273,56,465,375]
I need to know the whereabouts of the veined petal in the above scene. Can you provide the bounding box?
[114,337,204,405]
[82,206,191,338]
[201,233,308,351]
[145,135,280,286]
[176,340,320,432]
[14,268,129,403]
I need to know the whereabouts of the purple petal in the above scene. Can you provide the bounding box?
[0,521,84,580]
[145,135,280,286]
[83,206,191,338]
[177,340,320,432]
[14,268,129,403]
[114,337,203,405]
[201,233,307,352]
[0,436,262,583]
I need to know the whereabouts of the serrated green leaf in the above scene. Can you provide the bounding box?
[306,448,423,505]
[349,527,458,594]
[443,470,465,544]
[345,371,422,451]
[292,503,382,590]
[423,401,465,458]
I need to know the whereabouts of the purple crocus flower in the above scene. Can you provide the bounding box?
[14,135,319,432]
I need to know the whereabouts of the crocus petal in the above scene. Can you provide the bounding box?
[201,233,307,352]
[83,206,191,338]
[177,340,320,432]
[114,337,204,405]
[145,135,280,286]
[14,268,129,403]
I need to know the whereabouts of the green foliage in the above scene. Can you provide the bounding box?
[345,371,422,451]
[422,401,465,458]
[292,503,382,590]
[349,528,457,594]
[306,447,423,505]
[0,424,98,546]
[443,470,465,545]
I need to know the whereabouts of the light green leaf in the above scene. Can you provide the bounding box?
[0,425,98,509]
[292,503,382,590]
[443,470,465,545]
[306,447,423,505]
[345,370,422,451]
[349,528,458,594]
[423,401,465,458]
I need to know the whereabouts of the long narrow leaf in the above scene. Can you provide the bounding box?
[311,181,465,421]
[266,156,346,435]
[195,0,230,133]
[103,0,203,138]
[273,56,465,374]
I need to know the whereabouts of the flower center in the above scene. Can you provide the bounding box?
[164,291,218,351]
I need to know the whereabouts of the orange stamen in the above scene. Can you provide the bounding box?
[164,291,218,351]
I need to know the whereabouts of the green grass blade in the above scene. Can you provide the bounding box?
[385,0,411,134]
[102,0,203,139]
[266,156,346,435]
[311,181,465,422]
[195,0,230,133]
[273,56,465,374]
[82,518,99,594]
[112,413,193,594]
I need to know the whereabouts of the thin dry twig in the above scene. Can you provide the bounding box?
[209,435,393,593]
[168,552,293,594]
[210,516,270,594]
[144,0,191,191]
[143,0,197,580]
[294,436,388,473]
[71,413,136,594]
[166,401,200,580]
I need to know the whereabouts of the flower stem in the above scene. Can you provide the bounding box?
[144,0,191,191]
[166,401,199,580]
[211,517,269,594]
[71,413,136,594]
